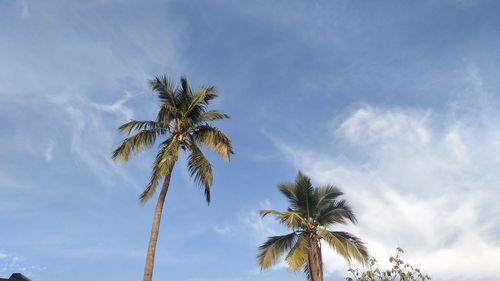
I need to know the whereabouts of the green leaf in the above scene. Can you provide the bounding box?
[285,234,309,271]
[192,125,233,161]
[139,138,179,203]
[187,142,213,204]
[257,233,297,270]
[112,128,162,162]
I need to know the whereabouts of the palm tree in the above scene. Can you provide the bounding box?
[257,172,368,281]
[112,75,233,281]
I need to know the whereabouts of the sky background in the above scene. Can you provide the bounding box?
[1,0,500,281]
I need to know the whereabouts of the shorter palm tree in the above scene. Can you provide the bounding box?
[257,171,369,281]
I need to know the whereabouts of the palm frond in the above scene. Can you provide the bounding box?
[198,110,230,122]
[316,199,357,226]
[278,183,301,211]
[257,232,297,270]
[149,75,178,105]
[285,233,310,271]
[180,76,192,95]
[313,184,343,211]
[260,209,308,229]
[187,87,218,119]
[318,229,369,265]
[156,103,179,130]
[294,171,316,218]
[192,125,233,161]
[112,129,161,162]
[118,120,159,135]
[139,138,179,203]
[177,76,194,112]
[187,142,213,204]
[303,264,313,281]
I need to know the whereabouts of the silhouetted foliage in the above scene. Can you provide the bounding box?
[346,248,431,281]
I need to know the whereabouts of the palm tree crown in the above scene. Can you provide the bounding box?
[257,172,368,281]
[112,75,233,203]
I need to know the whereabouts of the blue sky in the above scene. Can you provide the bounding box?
[1,0,500,280]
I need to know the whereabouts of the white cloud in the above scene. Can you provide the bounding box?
[271,104,500,280]
[214,225,233,236]
[337,106,431,146]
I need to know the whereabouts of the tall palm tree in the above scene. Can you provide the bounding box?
[257,172,368,281]
[112,75,233,281]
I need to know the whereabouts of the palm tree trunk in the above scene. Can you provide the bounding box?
[307,237,323,281]
[143,164,175,281]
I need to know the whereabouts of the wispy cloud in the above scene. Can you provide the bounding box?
[49,93,137,187]
[92,92,135,121]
